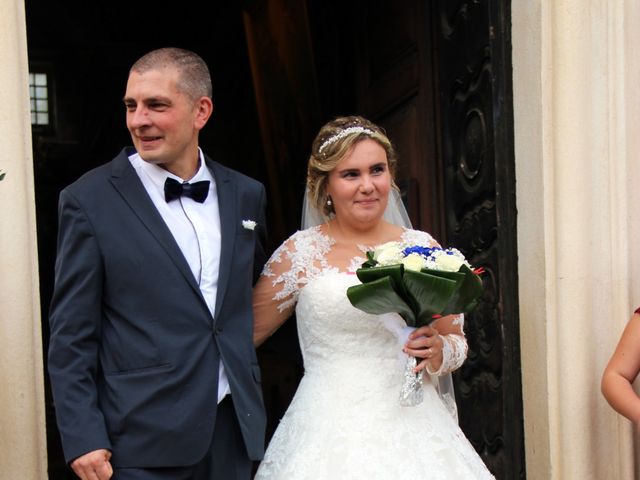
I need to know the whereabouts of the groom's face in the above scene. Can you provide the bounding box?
[124,66,211,176]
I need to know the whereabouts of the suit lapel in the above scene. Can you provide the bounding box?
[208,158,237,320]
[108,150,209,309]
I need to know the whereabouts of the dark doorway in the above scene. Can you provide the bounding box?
[26,1,522,478]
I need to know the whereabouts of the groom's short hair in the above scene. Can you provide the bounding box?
[130,47,213,101]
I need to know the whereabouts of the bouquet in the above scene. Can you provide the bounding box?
[346,242,483,405]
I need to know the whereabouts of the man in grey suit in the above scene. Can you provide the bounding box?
[48,47,267,479]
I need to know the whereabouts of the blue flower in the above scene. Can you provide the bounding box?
[402,245,436,259]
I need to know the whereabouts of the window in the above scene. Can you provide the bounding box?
[29,72,50,126]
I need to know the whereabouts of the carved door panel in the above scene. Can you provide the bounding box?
[348,1,524,478]
[431,1,525,478]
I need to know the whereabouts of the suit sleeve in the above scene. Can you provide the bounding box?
[48,189,112,463]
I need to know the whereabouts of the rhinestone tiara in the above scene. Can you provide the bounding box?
[317,126,374,153]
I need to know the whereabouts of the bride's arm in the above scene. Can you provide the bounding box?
[253,274,295,346]
[253,237,299,347]
[404,314,467,374]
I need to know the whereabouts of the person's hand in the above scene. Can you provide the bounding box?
[404,324,444,373]
[70,449,113,480]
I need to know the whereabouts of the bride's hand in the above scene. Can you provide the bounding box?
[404,325,443,373]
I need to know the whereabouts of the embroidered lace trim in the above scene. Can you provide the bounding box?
[426,325,468,376]
[262,226,438,312]
[262,226,337,312]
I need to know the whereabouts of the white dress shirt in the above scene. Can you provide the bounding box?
[129,149,230,403]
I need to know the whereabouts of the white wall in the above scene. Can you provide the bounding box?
[0,0,47,478]
[513,1,640,478]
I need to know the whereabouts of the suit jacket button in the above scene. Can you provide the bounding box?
[214,326,223,335]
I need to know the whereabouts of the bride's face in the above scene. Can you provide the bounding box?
[325,139,392,228]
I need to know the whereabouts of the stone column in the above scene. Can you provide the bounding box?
[0,0,47,478]
[513,1,640,478]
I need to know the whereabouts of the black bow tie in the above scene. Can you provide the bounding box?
[164,177,210,203]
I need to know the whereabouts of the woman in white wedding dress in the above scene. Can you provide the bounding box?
[253,116,494,479]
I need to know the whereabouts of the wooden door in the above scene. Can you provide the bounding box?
[251,0,524,476]
[341,1,525,477]
[349,2,444,238]
[430,1,524,477]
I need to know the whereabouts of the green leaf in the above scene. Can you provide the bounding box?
[347,276,416,326]
[420,268,465,283]
[358,251,378,269]
[402,270,460,326]
[0,172,5,181]
[355,264,421,319]
[356,264,403,284]
[439,264,483,314]
[347,262,484,330]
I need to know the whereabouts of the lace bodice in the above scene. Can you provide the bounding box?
[254,226,467,376]
[261,226,436,310]
[253,227,493,479]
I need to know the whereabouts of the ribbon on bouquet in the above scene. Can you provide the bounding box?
[379,313,424,406]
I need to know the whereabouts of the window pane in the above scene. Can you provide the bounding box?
[35,73,47,86]
[29,71,51,127]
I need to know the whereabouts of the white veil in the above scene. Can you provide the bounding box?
[301,187,412,230]
[300,188,458,420]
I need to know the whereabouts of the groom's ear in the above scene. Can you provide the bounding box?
[194,96,213,130]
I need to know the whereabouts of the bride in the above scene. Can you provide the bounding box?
[252,116,494,479]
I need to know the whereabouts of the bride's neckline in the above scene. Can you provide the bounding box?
[316,222,407,250]
[309,225,412,273]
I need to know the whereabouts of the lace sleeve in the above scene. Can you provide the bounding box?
[253,227,335,345]
[426,314,468,376]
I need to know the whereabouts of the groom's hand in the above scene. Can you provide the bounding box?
[71,448,113,480]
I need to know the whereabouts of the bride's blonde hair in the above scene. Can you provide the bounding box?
[307,116,398,217]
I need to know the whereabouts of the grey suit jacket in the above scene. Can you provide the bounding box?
[48,148,267,467]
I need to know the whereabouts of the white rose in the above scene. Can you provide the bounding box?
[433,251,466,271]
[401,253,427,271]
[374,242,404,265]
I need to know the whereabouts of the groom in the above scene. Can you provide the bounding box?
[48,48,267,479]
